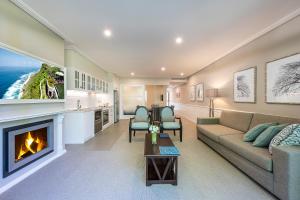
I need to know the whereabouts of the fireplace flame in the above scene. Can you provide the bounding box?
[16,131,46,161]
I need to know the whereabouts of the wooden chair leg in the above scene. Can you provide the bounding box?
[180,129,182,142]
[129,129,132,143]
[173,130,176,136]
[134,130,136,136]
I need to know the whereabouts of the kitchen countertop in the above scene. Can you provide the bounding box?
[66,105,113,113]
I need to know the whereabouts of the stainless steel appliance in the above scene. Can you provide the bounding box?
[103,109,109,126]
[94,109,102,134]
[114,90,119,123]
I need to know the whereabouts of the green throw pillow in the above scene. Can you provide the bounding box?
[243,123,277,142]
[253,124,288,147]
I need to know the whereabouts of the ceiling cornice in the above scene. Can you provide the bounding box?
[10,0,300,79]
[188,7,300,78]
[10,0,107,72]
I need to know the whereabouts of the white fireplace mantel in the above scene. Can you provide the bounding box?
[0,112,66,194]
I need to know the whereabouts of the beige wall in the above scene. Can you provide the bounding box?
[64,49,109,81]
[0,0,65,119]
[0,0,64,65]
[146,85,167,107]
[171,15,300,119]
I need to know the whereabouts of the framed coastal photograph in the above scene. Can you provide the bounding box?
[266,53,300,104]
[189,85,196,101]
[196,83,204,101]
[233,67,256,103]
[0,46,65,104]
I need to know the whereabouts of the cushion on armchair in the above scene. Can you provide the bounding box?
[131,122,149,129]
[161,107,175,122]
[163,122,180,129]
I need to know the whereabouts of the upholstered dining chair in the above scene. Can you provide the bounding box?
[160,106,183,142]
[129,106,150,142]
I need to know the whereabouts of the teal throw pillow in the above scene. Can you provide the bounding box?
[243,123,277,142]
[253,124,288,147]
[269,124,299,154]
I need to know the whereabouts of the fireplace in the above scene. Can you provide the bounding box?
[3,120,54,177]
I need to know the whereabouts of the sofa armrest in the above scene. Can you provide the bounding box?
[273,146,300,200]
[197,118,219,125]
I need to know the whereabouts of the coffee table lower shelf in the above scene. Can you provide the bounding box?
[145,156,178,186]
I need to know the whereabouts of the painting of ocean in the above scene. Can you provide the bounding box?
[0,47,65,101]
[0,66,38,99]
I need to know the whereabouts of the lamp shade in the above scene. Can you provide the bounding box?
[206,88,218,98]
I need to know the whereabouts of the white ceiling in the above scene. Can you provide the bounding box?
[17,0,300,78]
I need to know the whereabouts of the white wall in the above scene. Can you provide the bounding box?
[0,0,65,121]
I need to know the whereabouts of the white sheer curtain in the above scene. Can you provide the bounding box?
[121,85,146,115]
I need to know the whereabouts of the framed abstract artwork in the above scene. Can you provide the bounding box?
[233,67,256,103]
[196,83,204,101]
[266,53,300,104]
[189,85,196,101]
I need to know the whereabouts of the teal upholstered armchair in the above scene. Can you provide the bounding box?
[160,106,182,142]
[129,106,150,142]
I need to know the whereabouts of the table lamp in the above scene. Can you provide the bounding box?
[206,89,218,117]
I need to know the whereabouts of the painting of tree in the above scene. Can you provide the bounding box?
[266,53,300,104]
[272,61,300,96]
[234,67,256,103]
[236,75,250,97]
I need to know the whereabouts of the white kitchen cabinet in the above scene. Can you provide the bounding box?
[67,67,111,93]
[91,77,95,91]
[81,73,86,90]
[64,110,95,144]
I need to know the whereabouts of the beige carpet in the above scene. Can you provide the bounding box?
[1,118,276,200]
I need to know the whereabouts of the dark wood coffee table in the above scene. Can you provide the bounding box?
[144,133,180,186]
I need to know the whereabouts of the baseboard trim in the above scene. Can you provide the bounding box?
[0,150,66,194]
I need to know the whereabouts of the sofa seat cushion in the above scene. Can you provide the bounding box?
[197,124,243,143]
[219,134,273,171]
[131,122,149,129]
[163,122,180,129]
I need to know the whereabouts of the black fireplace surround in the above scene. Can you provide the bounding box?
[3,119,54,178]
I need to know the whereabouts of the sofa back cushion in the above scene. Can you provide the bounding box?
[220,110,253,132]
[249,113,300,129]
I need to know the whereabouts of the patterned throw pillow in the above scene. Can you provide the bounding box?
[280,126,300,146]
[269,124,299,154]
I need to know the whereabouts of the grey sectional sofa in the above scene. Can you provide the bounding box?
[197,110,300,200]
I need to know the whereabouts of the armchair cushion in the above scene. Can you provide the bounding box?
[131,122,149,130]
[134,106,149,122]
[161,107,175,122]
[163,122,180,129]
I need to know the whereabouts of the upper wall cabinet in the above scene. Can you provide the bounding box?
[67,67,110,93]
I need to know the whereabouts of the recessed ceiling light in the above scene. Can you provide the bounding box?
[175,37,183,44]
[161,67,166,71]
[103,29,112,38]
[130,72,135,76]
[180,72,184,76]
